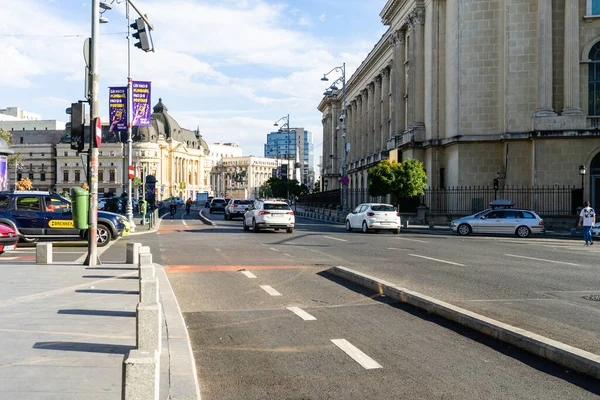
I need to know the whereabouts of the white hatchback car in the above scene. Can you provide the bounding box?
[346,203,401,234]
[243,200,295,233]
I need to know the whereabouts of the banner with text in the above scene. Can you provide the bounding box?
[108,86,127,133]
[132,81,151,126]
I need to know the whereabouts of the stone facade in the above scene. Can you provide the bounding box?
[318,0,600,211]
[211,156,286,199]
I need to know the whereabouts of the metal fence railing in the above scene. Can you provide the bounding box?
[299,186,580,216]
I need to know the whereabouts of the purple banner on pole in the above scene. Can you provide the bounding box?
[132,81,151,127]
[108,87,127,133]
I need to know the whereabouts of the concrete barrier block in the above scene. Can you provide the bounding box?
[126,242,142,265]
[402,220,409,229]
[139,252,153,268]
[140,265,155,280]
[428,222,435,229]
[140,277,159,304]
[122,349,159,400]
[137,302,162,353]
[36,243,52,264]
[139,246,151,255]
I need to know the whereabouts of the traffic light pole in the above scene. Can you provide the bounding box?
[125,1,135,232]
[84,0,100,266]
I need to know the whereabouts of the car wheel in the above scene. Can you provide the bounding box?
[361,221,369,233]
[346,220,352,232]
[243,218,250,231]
[20,236,38,243]
[457,224,472,236]
[516,226,531,238]
[252,219,260,233]
[286,227,293,233]
[393,229,400,234]
[96,224,112,247]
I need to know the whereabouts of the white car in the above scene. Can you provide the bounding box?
[591,223,600,237]
[243,200,295,233]
[345,203,400,234]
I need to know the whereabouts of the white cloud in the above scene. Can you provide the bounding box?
[319,14,326,22]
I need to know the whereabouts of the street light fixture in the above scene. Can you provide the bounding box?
[273,114,292,184]
[579,164,587,192]
[320,63,348,215]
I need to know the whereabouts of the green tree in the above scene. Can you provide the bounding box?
[368,158,427,209]
[0,129,22,166]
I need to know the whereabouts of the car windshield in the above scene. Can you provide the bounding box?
[371,205,396,212]
[264,203,291,210]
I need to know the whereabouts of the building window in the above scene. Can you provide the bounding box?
[75,170,80,182]
[63,171,69,182]
[19,137,23,144]
[109,169,116,182]
[588,0,600,16]
[41,173,46,182]
[64,151,68,156]
[589,42,600,115]
[99,170,104,182]
[17,173,22,181]
[29,152,32,156]
[28,173,34,180]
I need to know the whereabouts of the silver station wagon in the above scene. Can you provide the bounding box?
[450,200,544,238]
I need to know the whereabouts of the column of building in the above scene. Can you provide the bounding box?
[535,0,554,115]
[362,90,368,162]
[562,0,583,115]
[356,96,363,163]
[411,8,425,128]
[381,66,390,150]
[347,101,353,166]
[391,29,406,136]
[374,75,382,154]
[366,83,373,156]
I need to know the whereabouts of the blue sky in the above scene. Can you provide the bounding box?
[0,0,389,164]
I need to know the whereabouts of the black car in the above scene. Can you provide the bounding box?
[209,198,227,214]
[0,191,127,246]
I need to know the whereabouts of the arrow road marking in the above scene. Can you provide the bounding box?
[331,339,382,369]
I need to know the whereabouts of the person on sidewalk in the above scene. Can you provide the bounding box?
[578,201,596,246]
[185,198,192,215]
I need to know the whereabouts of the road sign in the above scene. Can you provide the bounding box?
[94,117,102,148]
[128,165,134,180]
[340,175,350,186]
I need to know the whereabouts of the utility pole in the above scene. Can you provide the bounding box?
[85,0,100,266]
[125,1,136,232]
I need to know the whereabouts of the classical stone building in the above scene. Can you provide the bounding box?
[211,156,286,199]
[319,0,600,213]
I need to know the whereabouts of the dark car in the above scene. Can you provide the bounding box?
[0,191,126,247]
[209,198,227,214]
[205,196,214,208]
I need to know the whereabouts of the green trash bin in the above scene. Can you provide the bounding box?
[70,187,89,230]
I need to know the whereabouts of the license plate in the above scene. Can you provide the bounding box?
[3,245,15,251]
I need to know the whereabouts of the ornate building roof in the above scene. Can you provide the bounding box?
[134,98,209,154]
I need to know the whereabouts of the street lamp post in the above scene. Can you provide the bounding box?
[321,63,348,215]
[274,114,292,202]
[579,164,587,192]
[125,1,136,232]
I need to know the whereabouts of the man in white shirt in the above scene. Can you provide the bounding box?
[578,201,596,246]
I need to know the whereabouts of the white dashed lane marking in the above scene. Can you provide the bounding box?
[331,339,382,370]
[260,285,282,296]
[286,307,317,321]
[323,236,348,242]
[409,254,466,267]
[504,254,580,266]
[240,270,257,279]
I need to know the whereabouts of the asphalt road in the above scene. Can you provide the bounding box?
[142,208,599,399]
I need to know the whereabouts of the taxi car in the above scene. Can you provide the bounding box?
[243,199,295,233]
[0,191,127,246]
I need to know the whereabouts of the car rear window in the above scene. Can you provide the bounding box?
[371,205,396,212]
[235,200,253,205]
[264,203,291,210]
[212,199,226,204]
[0,195,11,210]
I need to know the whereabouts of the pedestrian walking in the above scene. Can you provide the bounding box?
[185,198,192,215]
[578,201,596,246]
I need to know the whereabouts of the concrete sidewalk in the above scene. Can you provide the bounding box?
[0,246,198,399]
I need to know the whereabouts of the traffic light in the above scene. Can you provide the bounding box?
[493,178,500,191]
[130,18,152,52]
[66,103,84,153]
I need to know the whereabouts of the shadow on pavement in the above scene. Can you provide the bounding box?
[33,342,134,354]
[58,309,136,318]
[82,275,138,279]
[85,267,138,271]
[317,270,600,395]
[75,289,139,295]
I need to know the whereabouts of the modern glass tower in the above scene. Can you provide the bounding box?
[264,127,314,185]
